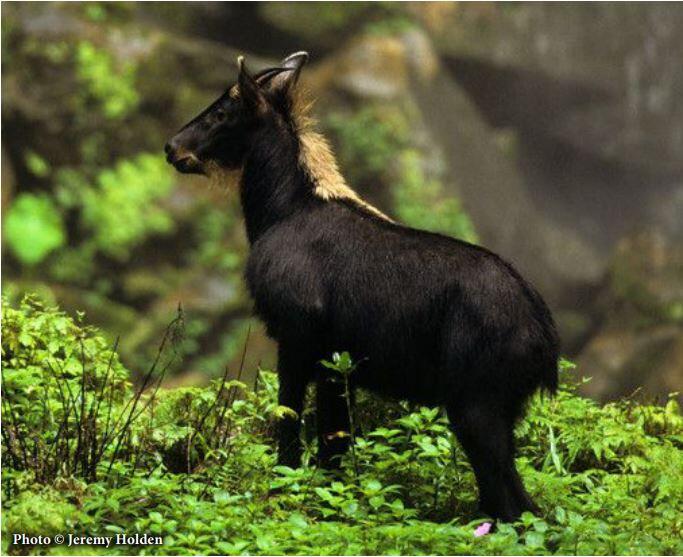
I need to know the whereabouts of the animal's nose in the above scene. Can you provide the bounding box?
[164,141,179,164]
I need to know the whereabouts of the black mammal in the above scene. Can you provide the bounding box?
[165,51,560,522]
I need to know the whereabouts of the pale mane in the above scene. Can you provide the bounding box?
[296,131,392,221]
[214,86,393,222]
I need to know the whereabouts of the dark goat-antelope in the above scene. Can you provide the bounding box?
[165,51,560,522]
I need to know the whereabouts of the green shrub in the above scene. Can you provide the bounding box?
[326,106,410,183]
[24,151,51,178]
[1,296,183,484]
[2,300,682,555]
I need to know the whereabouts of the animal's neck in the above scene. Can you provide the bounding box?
[298,131,392,222]
[239,125,392,243]
[240,130,309,243]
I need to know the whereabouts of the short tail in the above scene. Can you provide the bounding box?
[540,358,560,395]
[539,325,561,395]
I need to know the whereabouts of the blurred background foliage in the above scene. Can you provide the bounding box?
[2,2,682,401]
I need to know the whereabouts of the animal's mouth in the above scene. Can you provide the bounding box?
[167,152,205,175]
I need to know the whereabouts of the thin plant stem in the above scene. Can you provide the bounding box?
[342,372,359,479]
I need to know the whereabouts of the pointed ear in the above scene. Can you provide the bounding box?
[237,56,267,114]
[269,51,309,93]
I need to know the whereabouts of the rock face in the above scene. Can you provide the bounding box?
[438,4,683,172]
[448,15,678,258]
[413,68,606,304]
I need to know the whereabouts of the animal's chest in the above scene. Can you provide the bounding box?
[245,242,326,338]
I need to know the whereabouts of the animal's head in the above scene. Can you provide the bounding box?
[164,51,309,175]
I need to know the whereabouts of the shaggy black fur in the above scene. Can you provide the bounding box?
[166,51,560,522]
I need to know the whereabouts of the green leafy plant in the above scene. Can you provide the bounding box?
[75,41,139,120]
[24,151,50,178]
[2,299,682,555]
[394,150,478,242]
[327,105,477,242]
[327,106,410,182]
[57,153,176,260]
[1,296,184,483]
[321,351,360,476]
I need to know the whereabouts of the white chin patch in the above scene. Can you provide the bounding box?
[205,160,242,190]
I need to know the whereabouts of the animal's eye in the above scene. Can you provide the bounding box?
[214,108,227,120]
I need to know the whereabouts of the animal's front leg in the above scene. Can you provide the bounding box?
[316,376,354,469]
[276,347,309,468]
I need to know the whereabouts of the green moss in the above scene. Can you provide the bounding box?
[42,41,70,64]
[364,16,418,36]
[2,490,81,539]
[25,150,51,178]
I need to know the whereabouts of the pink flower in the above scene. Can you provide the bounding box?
[473,522,492,537]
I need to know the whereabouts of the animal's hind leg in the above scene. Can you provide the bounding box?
[448,398,535,522]
[505,429,540,514]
